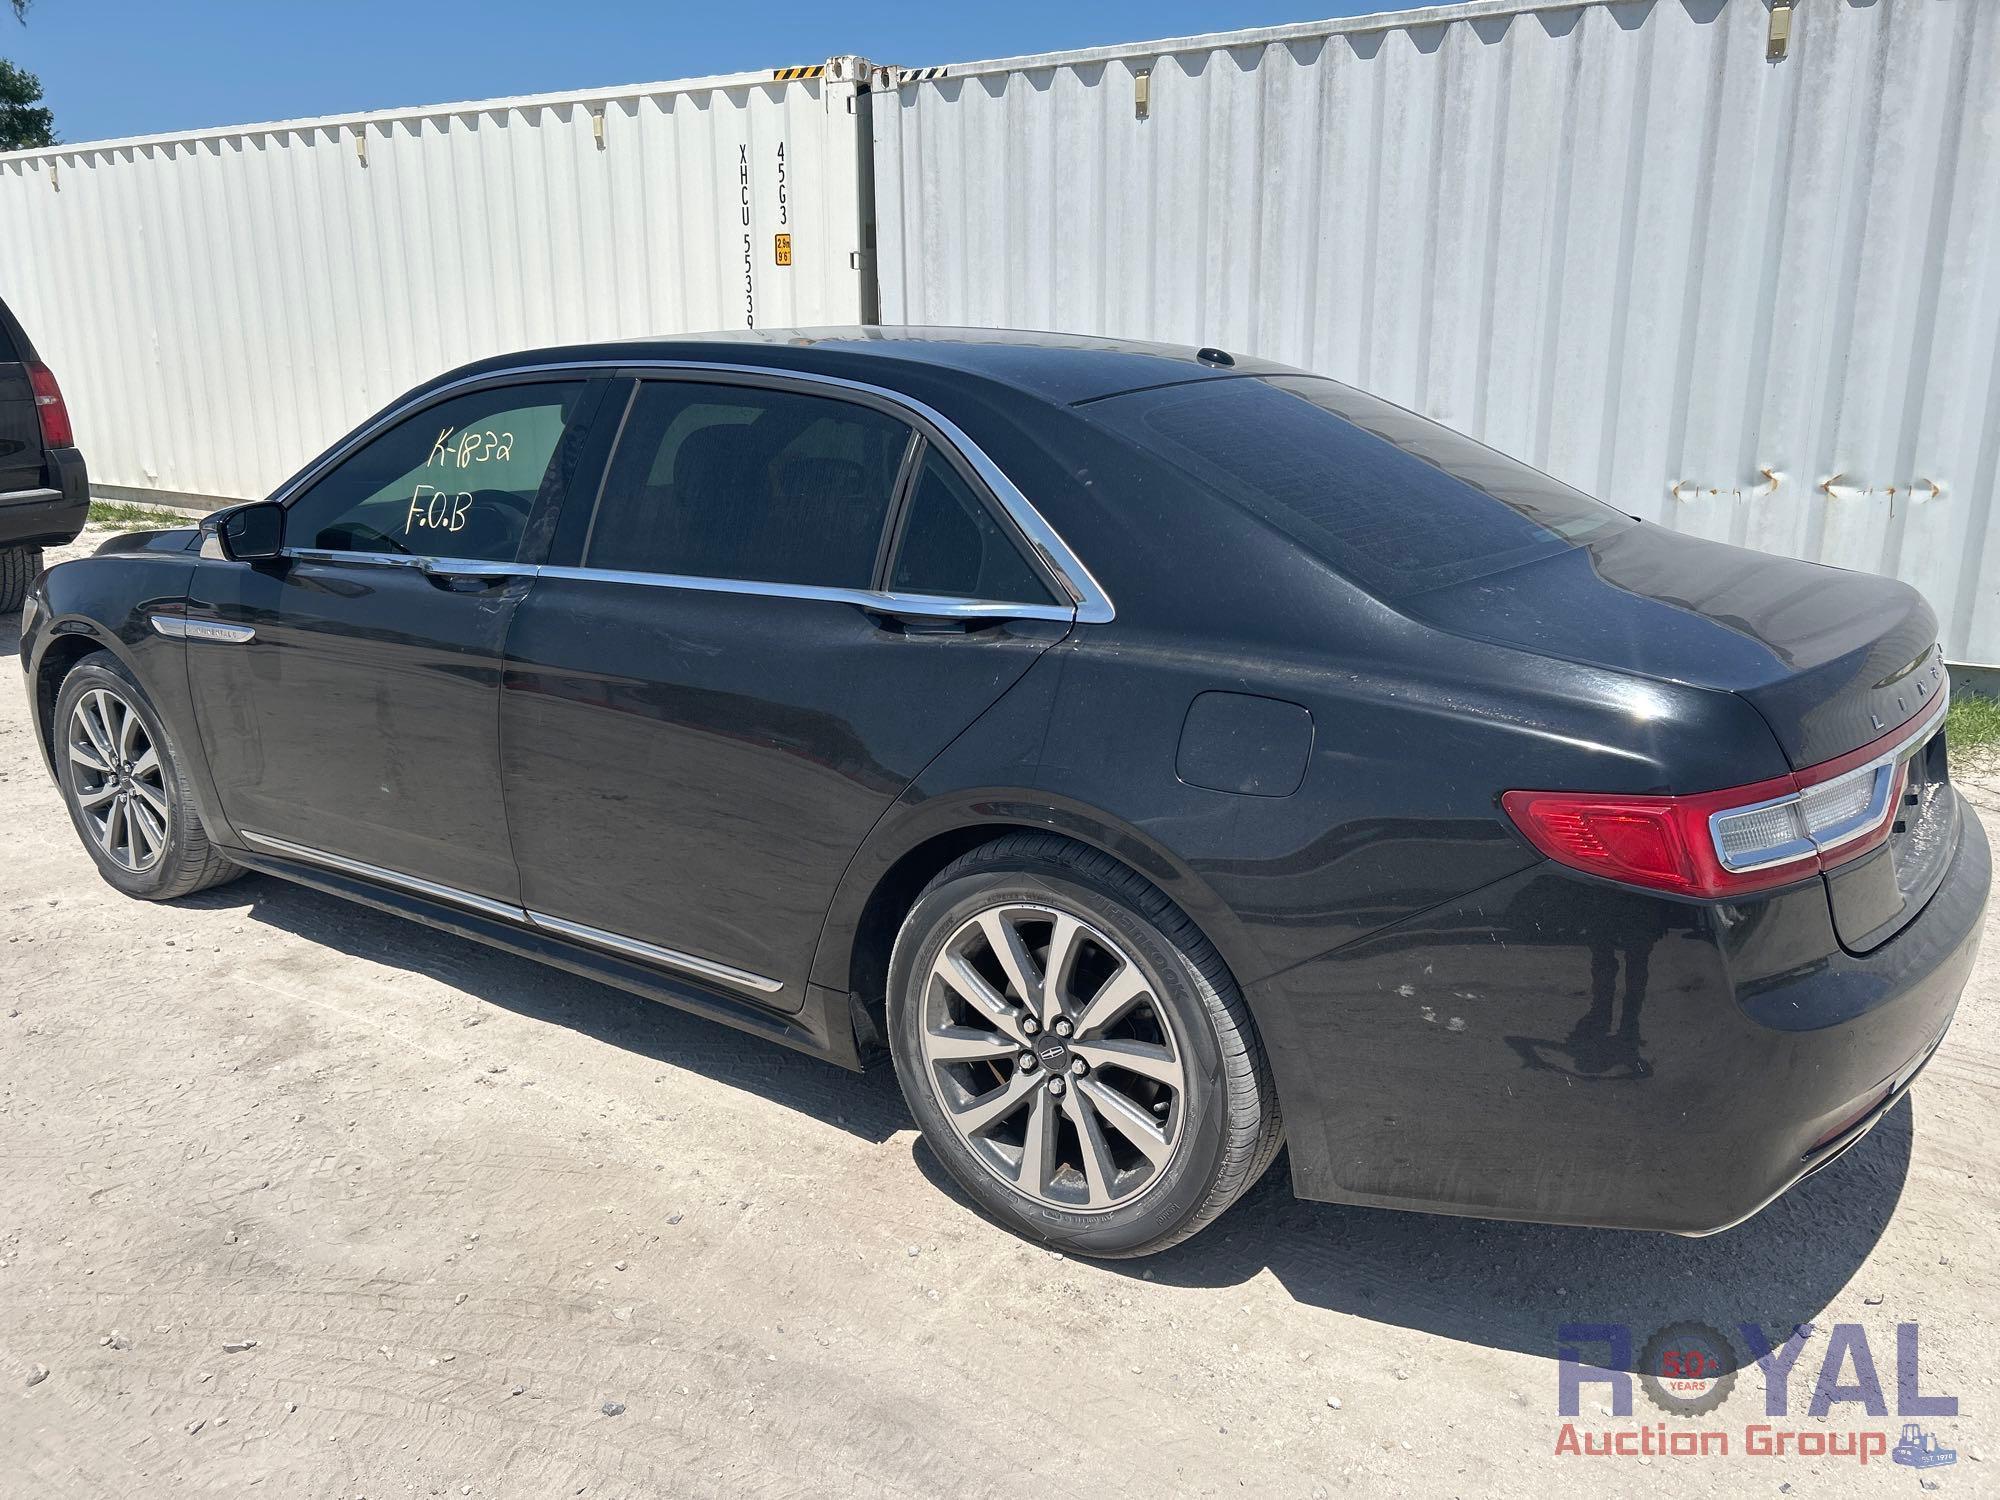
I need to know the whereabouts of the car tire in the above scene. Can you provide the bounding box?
[887,832,1282,1258]
[52,651,244,901]
[0,545,41,613]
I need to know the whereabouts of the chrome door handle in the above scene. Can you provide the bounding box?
[418,558,532,590]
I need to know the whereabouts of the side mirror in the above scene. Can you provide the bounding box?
[216,501,285,562]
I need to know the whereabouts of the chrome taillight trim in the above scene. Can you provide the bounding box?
[1709,789,1817,873]
[1707,684,1948,874]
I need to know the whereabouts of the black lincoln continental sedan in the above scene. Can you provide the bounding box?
[19,329,1987,1257]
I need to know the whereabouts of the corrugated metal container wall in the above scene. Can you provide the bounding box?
[0,61,875,503]
[874,0,2000,666]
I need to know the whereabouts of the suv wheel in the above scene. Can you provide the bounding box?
[887,833,1282,1258]
[52,652,243,900]
[0,545,41,613]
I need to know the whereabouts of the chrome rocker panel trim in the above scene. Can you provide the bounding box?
[524,910,785,995]
[236,830,784,996]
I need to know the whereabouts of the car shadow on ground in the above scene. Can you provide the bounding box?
[190,873,912,1145]
[193,866,1912,1368]
[913,1100,1913,1365]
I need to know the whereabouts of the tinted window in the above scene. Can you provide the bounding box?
[285,382,584,561]
[1093,375,1632,597]
[586,381,912,589]
[890,448,1055,604]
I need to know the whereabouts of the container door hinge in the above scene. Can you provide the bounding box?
[1134,68,1151,121]
[1767,1,1794,62]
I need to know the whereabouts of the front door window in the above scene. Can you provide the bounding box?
[284,382,585,561]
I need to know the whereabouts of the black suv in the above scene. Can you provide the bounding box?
[0,294,88,611]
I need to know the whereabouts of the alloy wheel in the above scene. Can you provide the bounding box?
[66,687,171,873]
[918,903,1187,1213]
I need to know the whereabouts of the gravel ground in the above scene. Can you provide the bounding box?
[3,530,1996,1498]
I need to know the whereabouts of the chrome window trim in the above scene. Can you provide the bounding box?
[148,613,256,644]
[273,550,1075,621]
[236,830,786,996]
[284,547,425,569]
[262,357,1115,624]
[531,563,1079,622]
[280,549,528,581]
[1707,684,1949,873]
[417,558,527,579]
[525,910,785,995]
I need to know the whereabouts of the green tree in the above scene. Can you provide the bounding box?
[4,0,55,151]
[0,58,53,148]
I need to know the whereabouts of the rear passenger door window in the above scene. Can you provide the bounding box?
[583,381,913,589]
[889,447,1057,605]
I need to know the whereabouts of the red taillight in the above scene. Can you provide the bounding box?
[27,361,73,449]
[1503,777,1806,898]
[1503,689,1947,900]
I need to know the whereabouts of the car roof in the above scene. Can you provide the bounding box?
[446,325,1298,407]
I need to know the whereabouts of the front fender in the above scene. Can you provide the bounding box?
[23,552,208,812]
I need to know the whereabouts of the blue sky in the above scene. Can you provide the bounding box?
[8,0,1411,145]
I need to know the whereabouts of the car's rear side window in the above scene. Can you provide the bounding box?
[890,447,1056,605]
[585,381,912,590]
[1089,375,1632,597]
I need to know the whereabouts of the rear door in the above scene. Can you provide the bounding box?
[499,371,1073,1007]
[185,376,608,906]
[0,300,43,496]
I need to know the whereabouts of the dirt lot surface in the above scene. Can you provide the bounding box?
[3,530,1996,1498]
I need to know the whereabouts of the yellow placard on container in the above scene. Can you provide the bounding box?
[774,233,793,267]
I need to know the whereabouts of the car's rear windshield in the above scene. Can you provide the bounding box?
[1088,374,1632,598]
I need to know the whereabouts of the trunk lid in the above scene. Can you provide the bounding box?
[1399,523,1955,951]
[1396,523,1942,772]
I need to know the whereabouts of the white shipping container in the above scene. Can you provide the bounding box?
[4,2,1997,665]
[873,0,2000,666]
[0,59,881,503]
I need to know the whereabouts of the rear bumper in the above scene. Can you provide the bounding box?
[1253,788,1988,1232]
[0,448,88,549]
